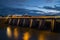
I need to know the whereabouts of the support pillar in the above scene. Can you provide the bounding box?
[23,19,25,26]
[17,19,20,26]
[30,19,33,28]
[9,19,12,24]
[51,19,55,31]
[39,19,42,28]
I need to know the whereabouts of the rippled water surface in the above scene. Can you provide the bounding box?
[0,25,60,40]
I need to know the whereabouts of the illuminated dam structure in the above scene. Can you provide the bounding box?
[3,15,60,31]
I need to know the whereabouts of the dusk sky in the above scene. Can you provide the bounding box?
[0,0,60,8]
[0,0,60,15]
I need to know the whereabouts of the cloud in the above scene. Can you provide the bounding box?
[41,9,60,13]
[35,12,44,14]
[43,6,60,10]
[25,6,60,15]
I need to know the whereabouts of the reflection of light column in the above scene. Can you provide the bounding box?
[39,19,42,28]
[7,27,12,38]
[38,33,45,40]
[9,19,11,24]
[51,19,55,31]
[17,19,20,26]
[30,19,33,28]
[14,28,19,40]
[23,32,30,40]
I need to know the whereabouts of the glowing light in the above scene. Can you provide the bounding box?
[23,32,30,40]
[7,27,12,38]
[14,28,19,39]
[38,33,45,40]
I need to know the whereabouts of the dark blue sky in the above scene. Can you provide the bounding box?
[0,0,60,8]
[0,0,60,15]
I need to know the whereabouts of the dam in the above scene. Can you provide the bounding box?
[0,15,60,32]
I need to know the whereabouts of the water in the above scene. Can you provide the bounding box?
[0,25,60,40]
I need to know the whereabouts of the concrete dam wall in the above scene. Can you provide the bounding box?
[4,16,60,32]
[0,16,59,32]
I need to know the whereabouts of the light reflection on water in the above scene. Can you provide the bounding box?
[7,27,12,38]
[23,32,30,40]
[38,33,45,40]
[0,26,60,40]
[14,27,19,40]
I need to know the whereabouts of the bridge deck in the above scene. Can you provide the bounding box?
[0,16,60,19]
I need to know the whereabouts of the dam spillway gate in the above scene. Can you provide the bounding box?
[4,16,60,32]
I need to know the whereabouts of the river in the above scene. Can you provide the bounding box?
[0,25,60,40]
